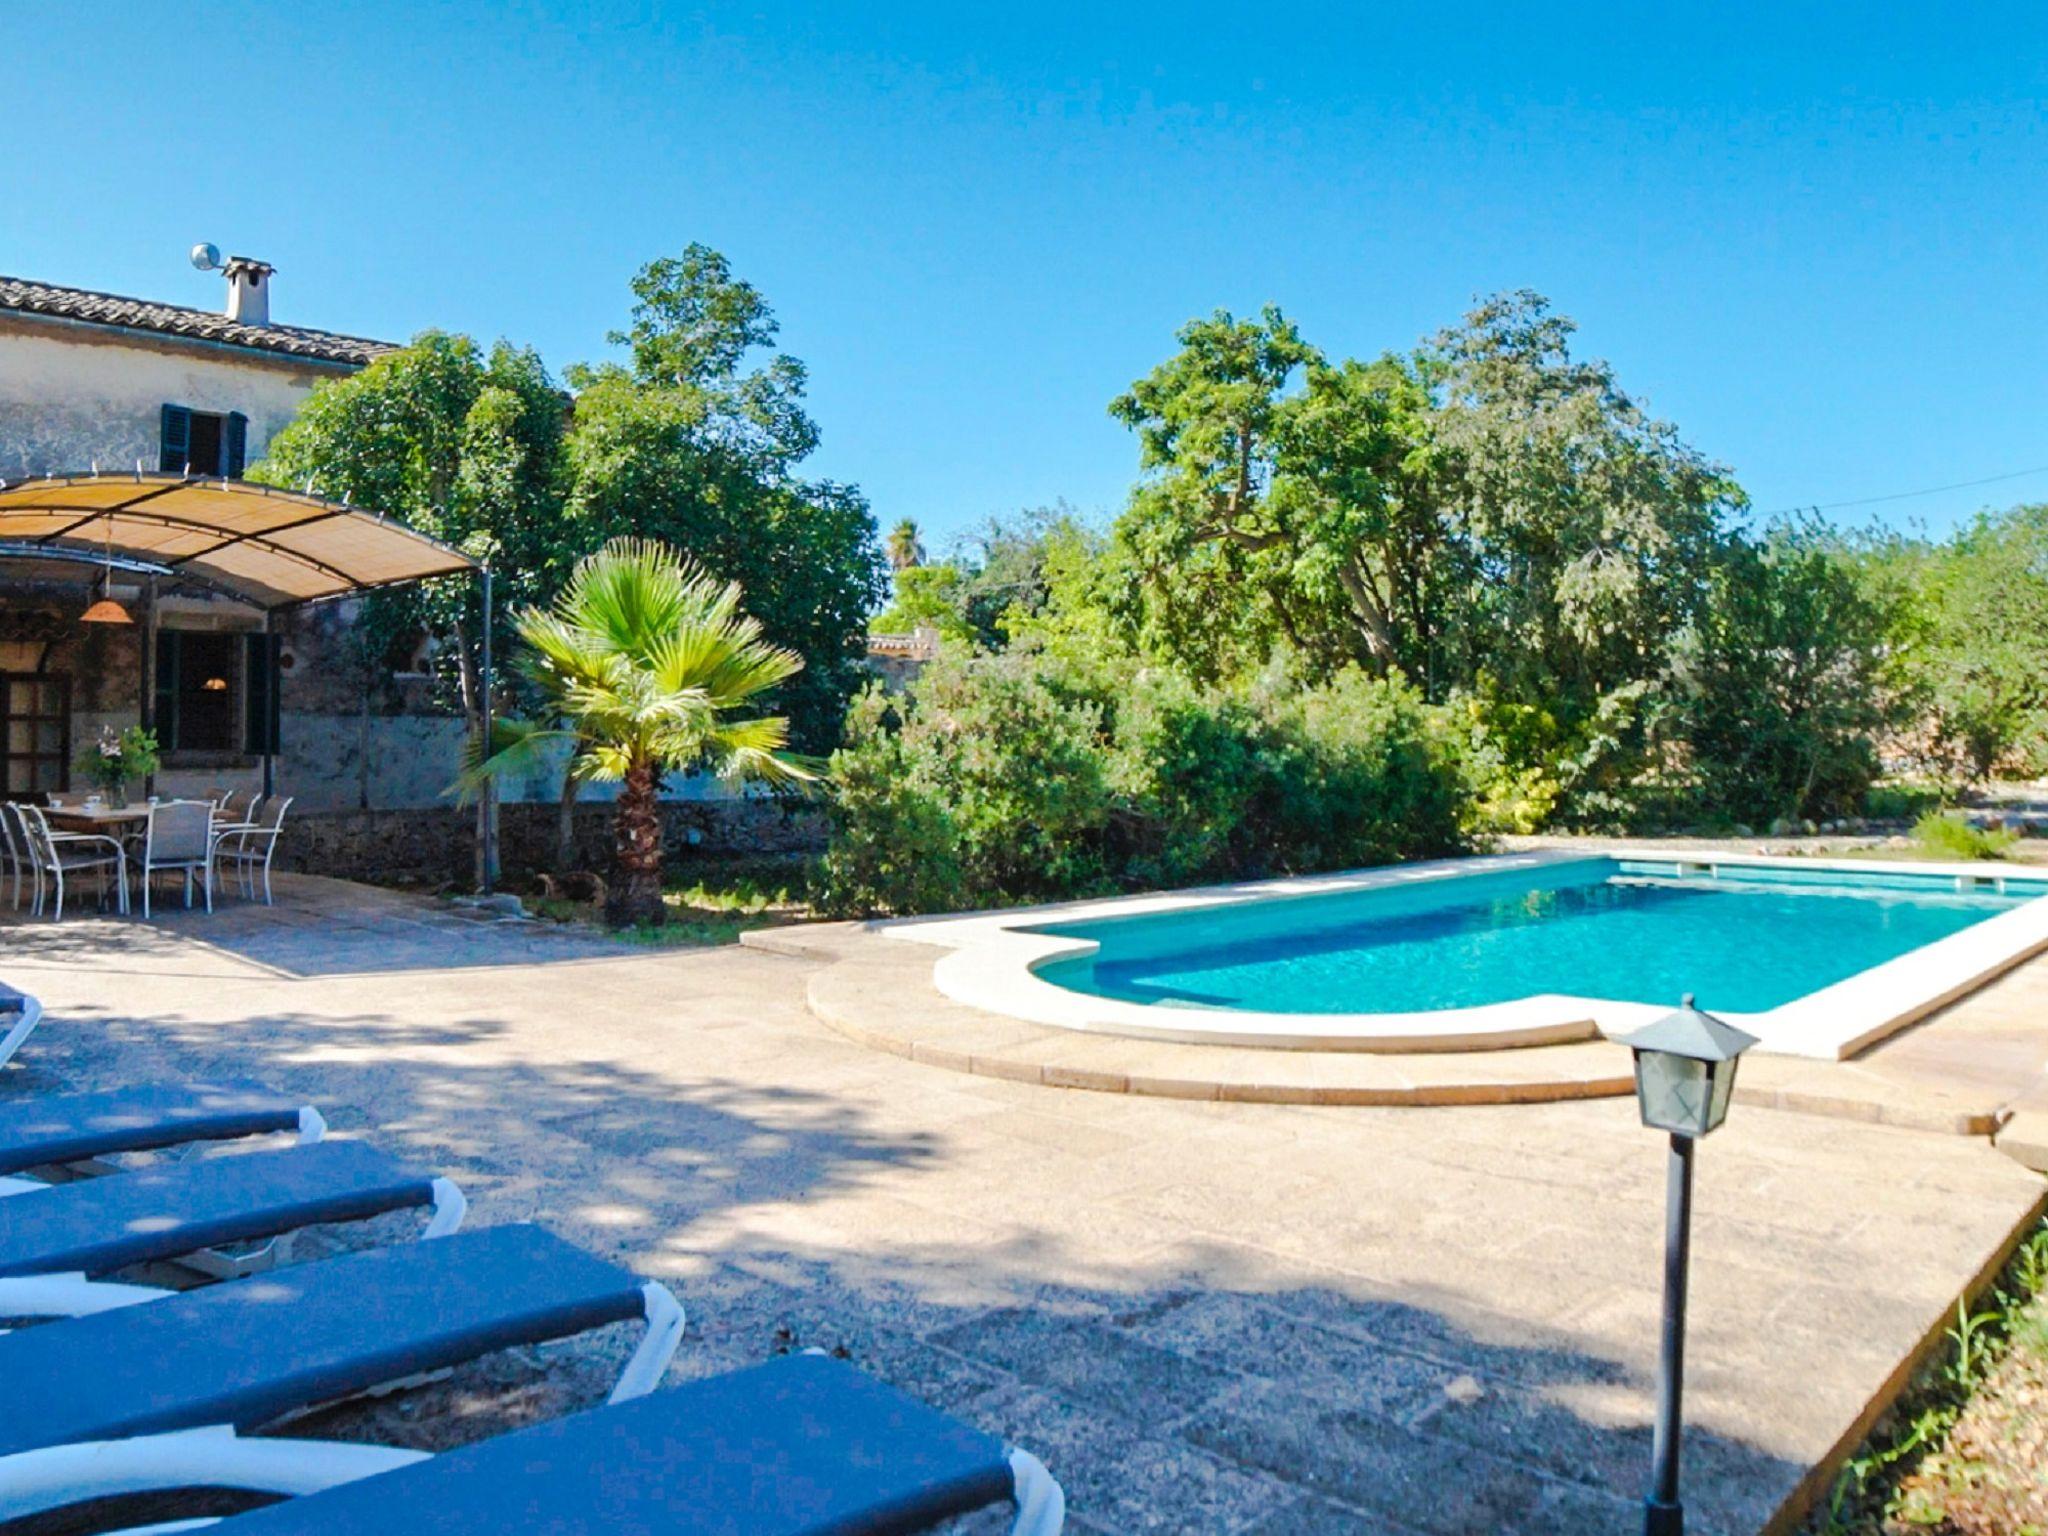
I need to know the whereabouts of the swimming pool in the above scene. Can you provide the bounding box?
[1034,859,2045,1015]
[892,852,2048,1058]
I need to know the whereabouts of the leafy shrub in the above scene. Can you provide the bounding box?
[1101,670,1266,887]
[819,654,1114,914]
[1437,682,1663,834]
[1862,782,1940,823]
[1868,505,2048,790]
[1671,529,1895,826]
[1912,812,2018,862]
[819,654,1469,915]
[815,690,970,916]
[1249,668,1468,872]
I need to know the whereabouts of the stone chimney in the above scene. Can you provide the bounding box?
[222,256,274,326]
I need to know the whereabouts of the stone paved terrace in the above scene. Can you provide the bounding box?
[3,875,2046,1534]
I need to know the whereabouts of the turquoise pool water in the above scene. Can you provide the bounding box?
[1032,859,2048,1015]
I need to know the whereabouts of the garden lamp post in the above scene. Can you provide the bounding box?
[1614,995,1759,1536]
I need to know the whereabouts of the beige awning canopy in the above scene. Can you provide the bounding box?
[0,472,478,610]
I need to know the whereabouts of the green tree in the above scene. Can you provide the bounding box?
[947,505,1079,647]
[1005,515,1132,664]
[1106,293,1739,718]
[564,375,884,749]
[577,242,818,472]
[870,563,975,642]
[1108,308,1462,685]
[462,539,813,926]
[1107,306,1331,680]
[252,250,882,874]
[252,331,572,713]
[1421,291,1738,718]
[567,250,883,750]
[251,333,572,884]
[1672,525,1897,824]
[871,506,1087,651]
[1877,506,2048,785]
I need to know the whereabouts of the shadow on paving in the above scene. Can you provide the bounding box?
[0,873,642,980]
[715,1257,1801,1536]
[9,999,1803,1536]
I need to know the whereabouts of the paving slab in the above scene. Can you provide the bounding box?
[1,875,2044,1533]
[1995,1110,2048,1172]
[791,935,1641,1105]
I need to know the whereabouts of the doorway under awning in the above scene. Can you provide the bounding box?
[0,471,501,884]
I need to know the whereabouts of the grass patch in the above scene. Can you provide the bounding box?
[1810,1218,2048,1534]
[1913,812,2021,862]
[529,856,821,946]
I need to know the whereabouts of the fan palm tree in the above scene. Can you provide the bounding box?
[460,538,815,927]
[885,517,926,572]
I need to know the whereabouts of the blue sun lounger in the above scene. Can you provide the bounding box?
[7,1351,1062,1535]
[0,1223,685,1524]
[0,1082,323,1189]
[0,1139,463,1319]
[0,983,41,1070]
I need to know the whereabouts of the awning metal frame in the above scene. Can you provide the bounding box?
[0,470,477,613]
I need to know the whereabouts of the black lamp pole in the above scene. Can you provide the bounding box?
[1614,996,1756,1536]
[478,564,496,895]
[1645,1130,1695,1536]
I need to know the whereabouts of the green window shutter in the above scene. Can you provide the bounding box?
[153,631,181,751]
[224,412,249,479]
[243,632,280,754]
[159,405,192,474]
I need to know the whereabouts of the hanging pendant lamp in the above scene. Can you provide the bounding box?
[80,517,133,625]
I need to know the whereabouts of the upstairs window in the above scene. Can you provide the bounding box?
[159,405,249,478]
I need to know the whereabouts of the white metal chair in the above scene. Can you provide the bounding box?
[0,803,29,910]
[214,795,292,905]
[214,787,253,823]
[130,799,217,918]
[2,803,47,914]
[17,804,127,921]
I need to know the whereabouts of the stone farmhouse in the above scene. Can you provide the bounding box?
[0,258,805,883]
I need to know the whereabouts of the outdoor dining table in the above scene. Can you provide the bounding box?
[44,805,150,834]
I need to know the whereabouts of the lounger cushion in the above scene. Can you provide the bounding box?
[0,1082,306,1176]
[217,1354,1017,1536]
[0,1140,436,1279]
[0,1224,646,1458]
[0,983,26,1015]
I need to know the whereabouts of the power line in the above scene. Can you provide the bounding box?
[1760,463,2048,517]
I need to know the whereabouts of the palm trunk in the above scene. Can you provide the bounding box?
[606,759,666,927]
[556,771,583,874]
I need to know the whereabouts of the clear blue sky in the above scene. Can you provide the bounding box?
[7,3,2046,547]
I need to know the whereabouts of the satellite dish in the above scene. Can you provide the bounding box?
[189,242,222,272]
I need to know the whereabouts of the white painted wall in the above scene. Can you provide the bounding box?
[0,322,342,479]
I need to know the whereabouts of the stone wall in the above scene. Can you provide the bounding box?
[275,799,828,888]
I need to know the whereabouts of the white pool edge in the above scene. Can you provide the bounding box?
[876,850,2048,1059]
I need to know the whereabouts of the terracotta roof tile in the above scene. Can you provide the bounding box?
[0,275,396,367]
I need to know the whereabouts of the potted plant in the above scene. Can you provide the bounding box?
[74,725,161,808]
